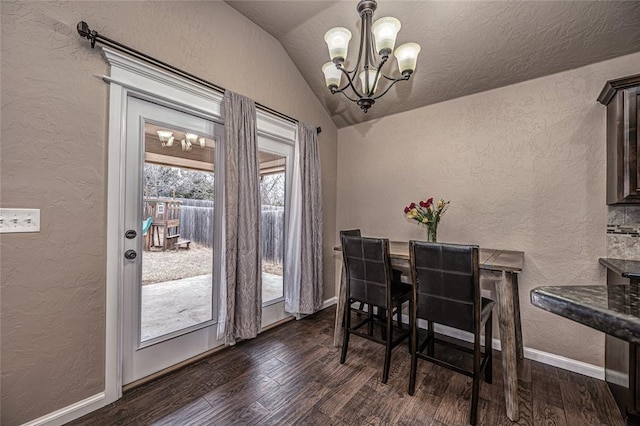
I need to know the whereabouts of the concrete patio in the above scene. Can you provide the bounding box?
[141,272,283,341]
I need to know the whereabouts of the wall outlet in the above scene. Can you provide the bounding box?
[0,209,40,233]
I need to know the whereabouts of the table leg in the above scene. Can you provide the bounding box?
[513,274,524,360]
[333,263,347,347]
[496,271,520,421]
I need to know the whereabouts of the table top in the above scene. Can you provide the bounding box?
[334,241,524,273]
[599,257,640,280]
[531,285,640,344]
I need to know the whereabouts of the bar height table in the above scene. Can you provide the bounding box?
[333,242,525,421]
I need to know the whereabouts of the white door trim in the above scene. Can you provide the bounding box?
[102,47,298,405]
[103,47,225,404]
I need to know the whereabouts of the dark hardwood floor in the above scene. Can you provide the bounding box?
[69,308,624,425]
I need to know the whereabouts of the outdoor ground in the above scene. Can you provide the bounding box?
[142,243,283,285]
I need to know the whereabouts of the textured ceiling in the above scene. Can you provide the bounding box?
[225,0,640,128]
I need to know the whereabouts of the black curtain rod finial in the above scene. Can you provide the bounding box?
[316,127,322,134]
[77,21,90,38]
[77,21,97,48]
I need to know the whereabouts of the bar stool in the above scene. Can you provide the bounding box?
[340,235,412,383]
[408,241,494,425]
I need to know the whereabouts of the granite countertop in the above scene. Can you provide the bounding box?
[599,258,640,280]
[531,285,640,344]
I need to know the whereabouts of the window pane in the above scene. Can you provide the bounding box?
[260,152,286,304]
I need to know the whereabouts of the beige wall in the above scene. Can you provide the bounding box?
[337,52,640,367]
[0,1,337,424]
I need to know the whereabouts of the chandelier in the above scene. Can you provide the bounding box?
[321,0,421,113]
[156,130,207,152]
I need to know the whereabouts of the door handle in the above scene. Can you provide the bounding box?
[124,250,137,260]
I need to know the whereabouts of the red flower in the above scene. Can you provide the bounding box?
[404,206,410,214]
[409,202,416,209]
[425,198,433,208]
[419,201,427,207]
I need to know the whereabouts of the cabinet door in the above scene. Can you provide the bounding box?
[632,87,640,197]
[611,86,640,203]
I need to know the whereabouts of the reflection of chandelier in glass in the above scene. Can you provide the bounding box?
[322,0,421,113]
[156,130,206,152]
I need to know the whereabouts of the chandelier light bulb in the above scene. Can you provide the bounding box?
[180,139,193,152]
[394,42,421,76]
[371,17,401,55]
[156,130,174,147]
[324,27,352,63]
[184,133,198,144]
[322,62,343,89]
[359,70,380,95]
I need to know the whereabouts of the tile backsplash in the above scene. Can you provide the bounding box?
[607,205,640,260]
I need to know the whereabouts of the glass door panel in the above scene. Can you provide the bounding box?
[140,122,216,343]
[260,154,286,305]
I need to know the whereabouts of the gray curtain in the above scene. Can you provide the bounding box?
[223,90,262,344]
[296,122,324,314]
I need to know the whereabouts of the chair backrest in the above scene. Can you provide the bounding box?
[341,235,392,309]
[340,229,361,239]
[409,241,480,333]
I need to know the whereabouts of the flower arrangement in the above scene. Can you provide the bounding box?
[403,197,451,242]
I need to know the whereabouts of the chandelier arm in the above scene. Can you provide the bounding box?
[371,76,410,100]
[337,90,361,103]
[333,67,365,98]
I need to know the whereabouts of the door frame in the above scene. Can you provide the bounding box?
[103,47,298,404]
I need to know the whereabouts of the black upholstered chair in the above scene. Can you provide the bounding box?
[340,229,402,325]
[340,235,412,383]
[408,241,494,425]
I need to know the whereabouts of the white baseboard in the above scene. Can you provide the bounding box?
[21,392,106,426]
[322,296,337,310]
[412,316,604,380]
[524,347,604,380]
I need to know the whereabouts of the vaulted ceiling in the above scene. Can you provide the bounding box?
[225,1,640,128]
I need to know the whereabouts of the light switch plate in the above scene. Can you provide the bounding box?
[0,208,40,233]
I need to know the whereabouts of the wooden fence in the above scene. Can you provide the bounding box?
[178,199,284,264]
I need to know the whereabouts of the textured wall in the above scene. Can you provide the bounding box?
[0,1,337,425]
[337,52,640,366]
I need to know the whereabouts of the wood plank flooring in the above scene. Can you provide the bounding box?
[69,308,625,425]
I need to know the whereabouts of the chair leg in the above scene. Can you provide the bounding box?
[357,301,365,317]
[408,303,418,395]
[470,329,482,425]
[427,320,435,357]
[407,300,413,352]
[470,374,480,425]
[340,299,351,364]
[380,307,387,340]
[382,313,393,384]
[485,313,493,384]
[368,308,374,336]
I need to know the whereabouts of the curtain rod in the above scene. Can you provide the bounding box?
[76,21,321,135]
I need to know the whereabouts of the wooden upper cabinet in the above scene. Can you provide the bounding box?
[599,74,640,204]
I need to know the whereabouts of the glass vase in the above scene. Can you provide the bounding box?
[427,224,437,242]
